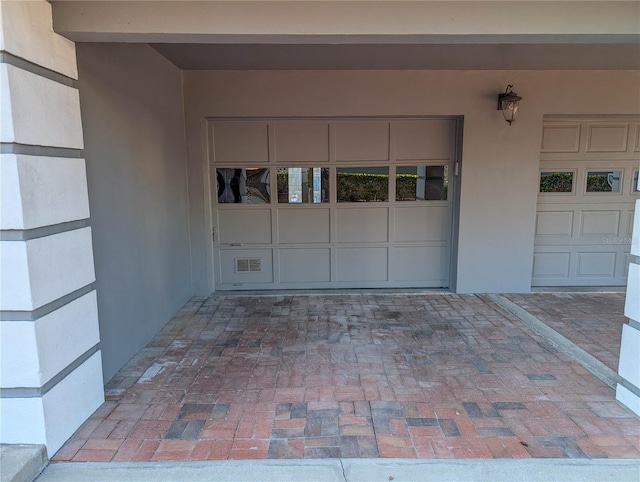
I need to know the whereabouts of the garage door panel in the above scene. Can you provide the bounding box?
[218,249,274,284]
[210,122,269,163]
[274,122,329,162]
[576,252,617,278]
[395,206,449,242]
[635,124,640,152]
[579,211,620,236]
[336,208,389,243]
[540,123,581,153]
[395,120,450,160]
[335,121,389,161]
[391,246,448,283]
[218,209,272,244]
[626,210,635,236]
[586,123,629,153]
[279,248,331,283]
[278,208,330,244]
[535,211,574,237]
[532,252,571,279]
[336,247,388,282]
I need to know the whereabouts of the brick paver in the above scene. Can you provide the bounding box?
[53,294,639,462]
[506,292,626,371]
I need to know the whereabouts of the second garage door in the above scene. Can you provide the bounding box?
[534,117,639,286]
[209,118,459,290]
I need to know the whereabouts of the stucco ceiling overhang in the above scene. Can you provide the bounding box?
[50,1,640,70]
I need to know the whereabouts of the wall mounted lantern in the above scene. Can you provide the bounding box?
[497,85,522,125]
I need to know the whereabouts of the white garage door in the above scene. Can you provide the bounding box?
[209,118,458,290]
[534,117,640,286]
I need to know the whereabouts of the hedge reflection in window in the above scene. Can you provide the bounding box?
[396,165,448,201]
[586,171,621,193]
[276,168,329,203]
[217,168,270,203]
[539,171,574,193]
[337,167,389,202]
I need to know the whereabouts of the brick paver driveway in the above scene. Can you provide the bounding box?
[53,293,639,462]
[506,292,627,371]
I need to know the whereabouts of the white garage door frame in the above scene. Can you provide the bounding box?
[204,116,463,291]
[534,116,640,287]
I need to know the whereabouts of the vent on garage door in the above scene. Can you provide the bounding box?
[235,258,262,273]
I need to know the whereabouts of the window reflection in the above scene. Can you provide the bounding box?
[539,171,574,193]
[633,171,639,192]
[586,171,621,193]
[337,167,389,202]
[396,166,448,201]
[217,168,270,203]
[277,168,329,203]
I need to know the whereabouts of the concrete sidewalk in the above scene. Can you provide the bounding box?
[36,459,640,482]
[0,445,47,482]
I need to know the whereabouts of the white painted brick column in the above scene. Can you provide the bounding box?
[616,180,640,415]
[0,0,104,455]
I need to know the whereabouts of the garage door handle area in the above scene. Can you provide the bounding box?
[229,243,244,246]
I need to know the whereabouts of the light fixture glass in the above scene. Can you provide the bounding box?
[497,85,523,125]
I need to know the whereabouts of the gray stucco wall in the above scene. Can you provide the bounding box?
[77,43,193,381]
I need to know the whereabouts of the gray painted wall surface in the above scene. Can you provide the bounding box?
[77,43,192,381]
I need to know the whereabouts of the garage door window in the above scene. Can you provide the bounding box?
[586,170,621,193]
[539,171,574,193]
[217,168,270,203]
[396,166,448,201]
[337,167,389,202]
[632,170,639,192]
[276,167,329,204]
